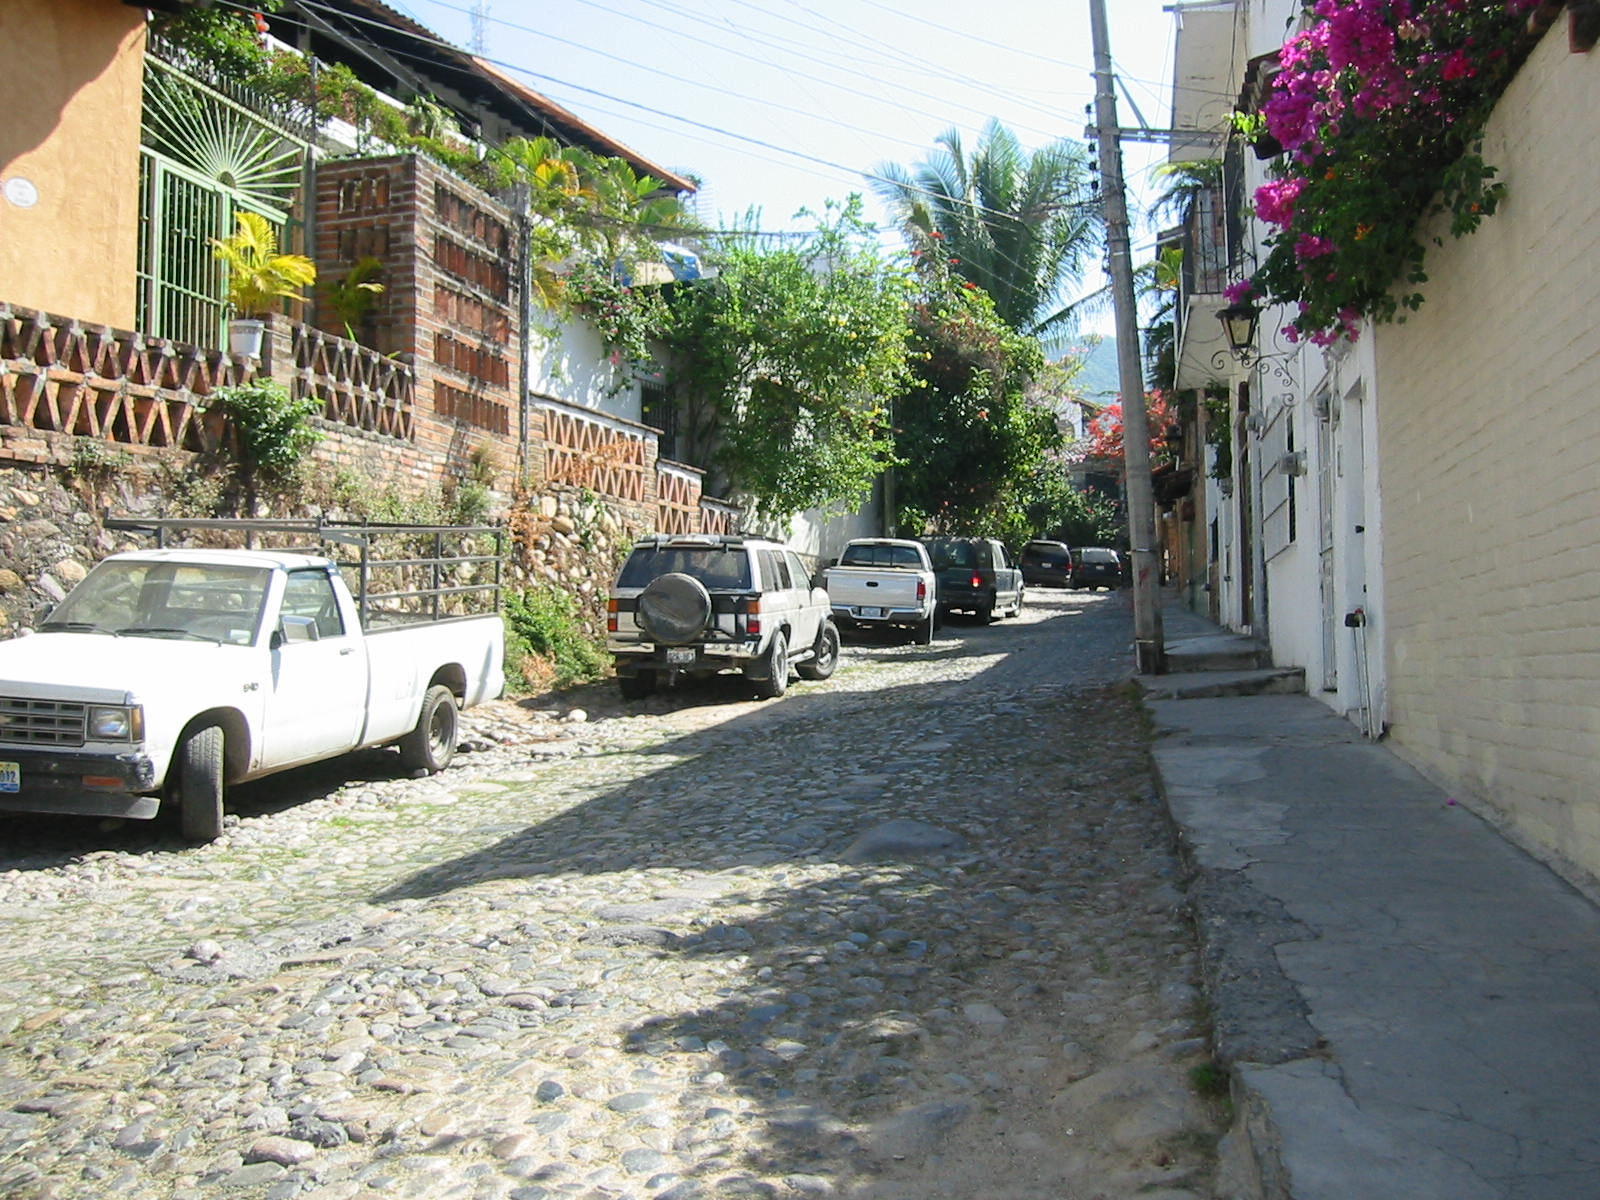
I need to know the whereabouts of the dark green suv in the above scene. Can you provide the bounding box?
[921,536,1025,623]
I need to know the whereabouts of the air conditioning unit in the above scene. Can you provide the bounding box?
[1278,450,1308,477]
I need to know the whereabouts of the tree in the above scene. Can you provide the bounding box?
[891,272,1062,542]
[661,200,913,517]
[1076,391,1182,467]
[871,120,1101,344]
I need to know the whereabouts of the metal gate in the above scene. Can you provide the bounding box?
[135,54,309,349]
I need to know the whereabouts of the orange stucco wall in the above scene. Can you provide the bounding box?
[0,0,146,330]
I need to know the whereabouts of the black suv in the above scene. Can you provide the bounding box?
[1070,546,1123,590]
[921,536,1025,622]
[1019,540,1074,588]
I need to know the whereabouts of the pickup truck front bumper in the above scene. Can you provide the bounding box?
[0,748,162,819]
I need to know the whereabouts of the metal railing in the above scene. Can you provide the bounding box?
[103,517,504,627]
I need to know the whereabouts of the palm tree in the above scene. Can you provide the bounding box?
[871,119,1101,343]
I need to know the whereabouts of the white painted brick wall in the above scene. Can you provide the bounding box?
[1375,26,1600,887]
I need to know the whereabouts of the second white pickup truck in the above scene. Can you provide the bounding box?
[0,525,504,842]
[822,537,940,644]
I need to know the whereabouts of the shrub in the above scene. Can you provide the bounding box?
[503,586,608,693]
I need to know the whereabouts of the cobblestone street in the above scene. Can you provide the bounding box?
[0,590,1224,1200]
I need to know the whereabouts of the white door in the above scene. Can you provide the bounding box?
[259,570,367,768]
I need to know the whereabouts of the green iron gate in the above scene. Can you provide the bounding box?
[136,55,310,349]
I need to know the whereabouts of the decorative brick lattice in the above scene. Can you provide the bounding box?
[292,324,414,441]
[0,304,248,456]
[657,464,702,533]
[543,405,649,502]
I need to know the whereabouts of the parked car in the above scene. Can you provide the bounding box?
[1019,540,1075,588]
[922,536,1025,622]
[822,538,939,644]
[1071,546,1123,590]
[606,534,839,700]
[0,542,505,842]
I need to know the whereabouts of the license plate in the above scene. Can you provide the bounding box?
[859,607,883,619]
[666,647,695,665]
[0,762,17,793]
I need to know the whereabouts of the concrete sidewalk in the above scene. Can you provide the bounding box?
[1142,606,1600,1200]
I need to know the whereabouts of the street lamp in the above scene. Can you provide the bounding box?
[1217,301,1260,362]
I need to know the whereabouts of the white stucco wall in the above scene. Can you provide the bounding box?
[1373,25,1600,887]
[527,317,645,424]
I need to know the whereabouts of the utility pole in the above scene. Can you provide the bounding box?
[1088,0,1165,674]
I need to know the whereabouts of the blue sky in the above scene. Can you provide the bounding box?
[392,0,1183,263]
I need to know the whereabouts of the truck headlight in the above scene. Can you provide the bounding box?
[88,705,142,741]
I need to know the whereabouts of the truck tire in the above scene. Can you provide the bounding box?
[914,609,936,645]
[797,622,839,681]
[638,573,713,645]
[399,684,458,774]
[750,631,789,699]
[618,669,657,700]
[175,724,225,844]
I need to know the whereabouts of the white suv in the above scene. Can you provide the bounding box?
[606,534,841,700]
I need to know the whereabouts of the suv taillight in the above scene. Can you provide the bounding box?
[743,597,762,635]
[606,597,619,633]
[970,572,982,589]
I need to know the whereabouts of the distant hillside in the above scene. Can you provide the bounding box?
[1069,336,1124,403]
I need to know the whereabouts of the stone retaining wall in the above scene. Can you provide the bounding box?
[0,461,651,638]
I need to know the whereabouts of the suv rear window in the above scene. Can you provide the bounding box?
[926,541,977,570]
[617,545,752,590]
[1024,545,1070,566]
[1080,548,1119,564]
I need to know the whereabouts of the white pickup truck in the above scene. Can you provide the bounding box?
[822,537,940,644]
[0,529,504,841]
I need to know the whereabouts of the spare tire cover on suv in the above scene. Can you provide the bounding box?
[637,572,714,645]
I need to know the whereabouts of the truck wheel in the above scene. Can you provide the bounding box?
[618,670,656,700]
[174,724,225,844]
[400,684,458,774]
[751,631,789,699]
[797,622,839,680]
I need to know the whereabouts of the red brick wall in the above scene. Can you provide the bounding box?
[314,155,520,489]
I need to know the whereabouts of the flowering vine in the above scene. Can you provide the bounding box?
[561,259,669,370]
[1235,0,1546,344]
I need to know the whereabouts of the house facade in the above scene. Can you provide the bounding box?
[1167,0,1600,891]
[0,0,743,577]
[0,0,147,329]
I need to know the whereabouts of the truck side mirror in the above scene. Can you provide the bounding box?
[274,615,319,648]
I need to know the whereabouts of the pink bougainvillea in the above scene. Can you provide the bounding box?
[1238,1,1546,344]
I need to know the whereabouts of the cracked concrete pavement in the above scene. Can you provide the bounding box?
[1148,691,1600,1200]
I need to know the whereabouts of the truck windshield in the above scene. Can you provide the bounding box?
[617,546,752,590]
[42,561,271,644]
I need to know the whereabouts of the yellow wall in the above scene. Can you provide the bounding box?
[1375,28,1600,887]
[0,0,146,330]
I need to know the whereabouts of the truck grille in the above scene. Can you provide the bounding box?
[0,698,87,747]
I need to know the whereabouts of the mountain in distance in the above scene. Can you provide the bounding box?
[1068,335,1123,402]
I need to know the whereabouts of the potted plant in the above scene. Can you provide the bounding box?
[210,211,317,358]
